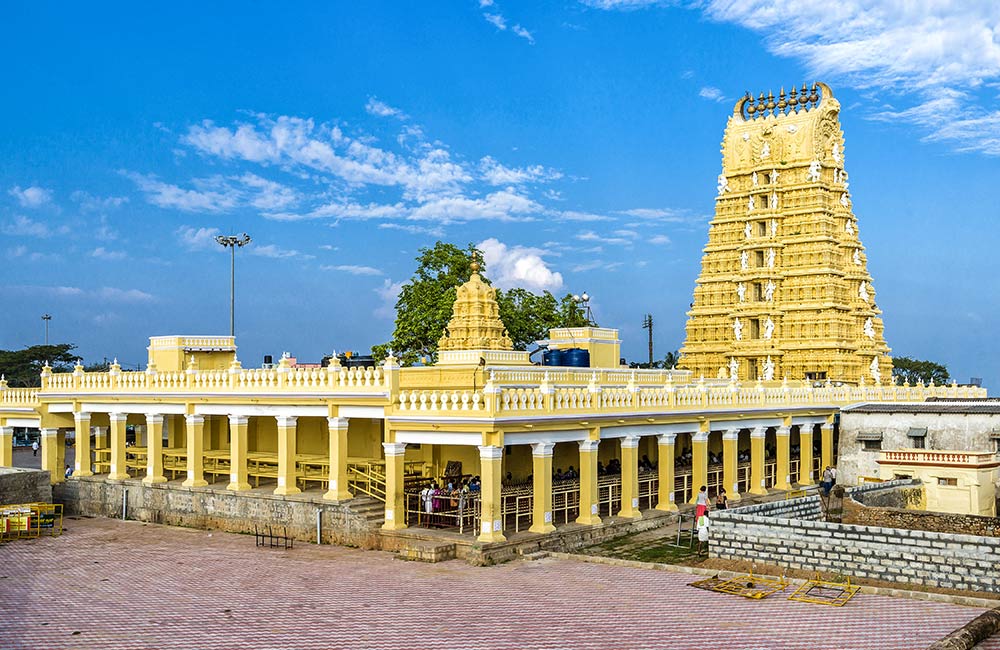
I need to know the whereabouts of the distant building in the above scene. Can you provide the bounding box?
[838,401,1000,516]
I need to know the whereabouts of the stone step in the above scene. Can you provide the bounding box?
[394,541,456,563]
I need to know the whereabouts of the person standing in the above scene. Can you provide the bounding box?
[714,487,728,510]
[32,439,39,457]
[696,485,709,518]
[697,511,711,555]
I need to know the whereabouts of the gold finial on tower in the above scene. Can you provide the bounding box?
[438,260,513,353]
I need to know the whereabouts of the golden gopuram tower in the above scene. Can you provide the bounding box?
[680,83,892,384]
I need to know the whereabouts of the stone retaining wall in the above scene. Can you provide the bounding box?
[54,477,381,548]
[0,468,52,505]
[844,500,1000,538]
[711,480,1000,593]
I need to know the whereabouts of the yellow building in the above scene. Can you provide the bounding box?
[0,261,984,546]
[0,83,987,547]
[680,83,891,383]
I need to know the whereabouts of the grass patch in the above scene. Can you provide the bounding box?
[581,531,704,565]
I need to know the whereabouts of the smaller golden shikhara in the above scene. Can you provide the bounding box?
[438,257,513,352]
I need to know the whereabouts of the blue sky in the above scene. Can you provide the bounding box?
[2,2,998,387]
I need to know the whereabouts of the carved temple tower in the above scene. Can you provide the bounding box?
[680,83,892,383]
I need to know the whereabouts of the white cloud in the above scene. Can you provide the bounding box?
[126,172,240,213]
[649,234,672,245]
[480,156,562,185]
[701,0,1000,155]
[365,97,404,118]
[249,244,307,259]
[321,264,385,276]
[378,222,445,237]
[2,215,51,237]
[512,25,535,44]
[184,116,472,202]
[374,278,405,319]
[176,226,222,251]
[0,285,152,302]
[555,210,613,222]
[585,1,1000,155]
[239,173,298,210]
[8,185,53,208]
[96,287,154,302]
[71,191,129,213]
[409,188,541,223]
[484,13,507,30]
[90,247,127,261]
[479,0,494,6]
[699,86,726,102]
[478,237,563,292]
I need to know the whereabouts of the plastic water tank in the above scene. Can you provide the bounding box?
[564,348,591,368]
[543,348,566,366]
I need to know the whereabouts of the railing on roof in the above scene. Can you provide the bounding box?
[392,376,987,417]
[879,450,998,465]
[38,364,390,395]
[0,387,40,408]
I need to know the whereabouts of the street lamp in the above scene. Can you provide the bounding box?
[41,314,51,345]
[215,233,252,337]
[572,292,595,326]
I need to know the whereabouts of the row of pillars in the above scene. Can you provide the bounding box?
[381,422,833,544]
[9,412,354,502]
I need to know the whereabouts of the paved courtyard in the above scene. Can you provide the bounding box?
[1,517,997,650]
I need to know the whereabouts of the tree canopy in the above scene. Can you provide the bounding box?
[0,344,78,387]
[373,241,587,365]
[891,356,950,385]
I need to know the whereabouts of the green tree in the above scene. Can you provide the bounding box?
[891,356,950,385]
[0,344,78,387]
[373,242,479,366]
[373,241,590,365]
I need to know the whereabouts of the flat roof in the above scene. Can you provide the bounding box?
[843,401,1000,415]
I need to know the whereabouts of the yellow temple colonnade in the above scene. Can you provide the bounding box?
[0,82,989,544]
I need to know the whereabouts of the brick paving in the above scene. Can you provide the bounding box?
[0,517,996,650]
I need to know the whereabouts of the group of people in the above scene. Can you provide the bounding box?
[418,477,481,525]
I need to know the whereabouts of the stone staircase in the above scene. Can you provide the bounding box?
[346,495,385,529]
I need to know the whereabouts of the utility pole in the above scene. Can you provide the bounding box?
[215,233,252,337]
[642,314,653,367]
[42,314,51,345]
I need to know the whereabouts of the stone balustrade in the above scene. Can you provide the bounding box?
[0,387,40,407]
[36,364,389,395]
[881,450,998,466]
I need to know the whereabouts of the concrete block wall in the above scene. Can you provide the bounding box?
[711,480,1000,593]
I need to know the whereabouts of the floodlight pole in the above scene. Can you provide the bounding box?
[42,314,51,345]
[215,233,252,337]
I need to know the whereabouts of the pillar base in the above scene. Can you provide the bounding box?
[143,475,168,485]
[382,521,407,531]
[477,531,507,543]
[749,485,768,496]
[323,489,353,501]
[576,513,602,526]
[182,478,208,487]
[72,469,94,478]
[655,501,678,512]
[273,486,301,496]
[226,481,251,491]
[529,522,556,534]
[728,492,742,502]
[109,472,130,481]
[618,510,643,520]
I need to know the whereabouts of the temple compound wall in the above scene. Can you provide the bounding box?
[710,480,1000,593]
[0,467,52,505]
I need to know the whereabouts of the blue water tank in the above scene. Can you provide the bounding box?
[544,348,566,366]
[565,348,591,368]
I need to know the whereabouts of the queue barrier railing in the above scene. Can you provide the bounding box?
[0,503,63,542]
